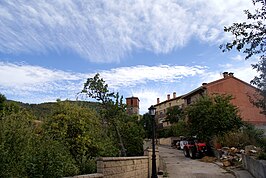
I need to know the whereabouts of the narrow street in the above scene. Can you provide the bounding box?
[158,145,235,178]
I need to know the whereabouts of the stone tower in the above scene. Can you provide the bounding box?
[126,97,140,115]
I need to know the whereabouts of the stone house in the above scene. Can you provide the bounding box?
[154,92,184,129]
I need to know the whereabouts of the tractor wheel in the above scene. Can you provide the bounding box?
[183,148,189,157]
[189,148,196,159]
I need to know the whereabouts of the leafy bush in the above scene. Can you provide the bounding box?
[0,103,78,177]
[214,123,265,150]
[257,152,266,160]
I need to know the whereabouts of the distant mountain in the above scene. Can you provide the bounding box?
[7,100,101,120]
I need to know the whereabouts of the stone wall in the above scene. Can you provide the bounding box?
[66,149,159,178]
[144,148,159,177]
[97,156,149,178]
[242,154,266,178]
[158,137,178,146]
[70,173,103,178]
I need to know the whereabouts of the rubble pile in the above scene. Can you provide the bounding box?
[217,145,262,167]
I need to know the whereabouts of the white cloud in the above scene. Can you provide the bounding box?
[0,0,253,62]
[0,62,206,111]
[100,65,206,89]
[231,55,245,61]
[199,61,256,86]
[0,62,86,102]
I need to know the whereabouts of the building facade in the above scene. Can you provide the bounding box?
[154,92,184,128]
[182,72,266,125]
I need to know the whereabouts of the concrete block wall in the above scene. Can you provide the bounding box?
[97,156,149,178]
[242,154,266,178]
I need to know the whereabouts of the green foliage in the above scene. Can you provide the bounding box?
[221,0,266,114]
[139,113,153,139]
[82,73,114,104]
[157,127,173,138]
[0,107,33,177]
[215,122,266,152]
[26,137,78,177]
[157,121,189,138]
[0,100,77,177]
[14,100,101,120]
[250,59,266,115]
[121,116,145,156]
[257,152,266,160]
[0,93,6,111]
[165,106,184,124]
[185,94,243,141]
[171,120,189,137]
[45,100,117,174]
[80,73,144,157]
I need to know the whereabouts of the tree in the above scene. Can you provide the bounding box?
[44,101,116,174]
[0,100,78,177]
[121,115,145,156]
[185,94,243,141]
[0,93,6,111]
[80,73,127,156]
[220,0,266,114]
[165,106,184,124]
[171,120,189,137]
[139,113,153,139]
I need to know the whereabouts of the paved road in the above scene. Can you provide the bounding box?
[158,145,235,178]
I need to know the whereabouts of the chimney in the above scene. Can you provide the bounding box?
[173,92,176,98]
[167,94,170,100]
[223,72,229,78]
[157,98,160,104]
[229,72,234,77]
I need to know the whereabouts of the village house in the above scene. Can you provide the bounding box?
[182,72,266,126]
[154,92,184,129]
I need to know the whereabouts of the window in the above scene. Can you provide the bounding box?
[187,97,191,105]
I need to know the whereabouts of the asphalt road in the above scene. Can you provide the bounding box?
[158,145,235,178]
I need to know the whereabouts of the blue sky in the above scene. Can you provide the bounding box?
[0,0,261,114]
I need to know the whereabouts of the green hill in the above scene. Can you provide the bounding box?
[7,100,101,120]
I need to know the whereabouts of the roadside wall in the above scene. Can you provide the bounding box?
[66,148,159,178]
[97,156,149,178]
[242,154,266,178]
[69,173,103,178]
[144,148,159,177]
[158,137,178,146]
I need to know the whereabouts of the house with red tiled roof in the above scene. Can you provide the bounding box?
[182,72,266,125]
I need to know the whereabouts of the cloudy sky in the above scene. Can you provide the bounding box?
[0,0,261,114]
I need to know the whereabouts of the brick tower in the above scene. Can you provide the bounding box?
[126,97,140,115]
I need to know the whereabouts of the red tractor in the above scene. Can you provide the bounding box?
[183,139,208,159]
